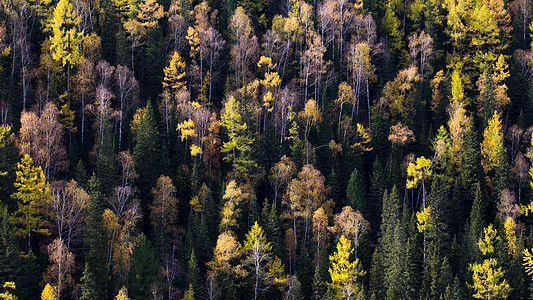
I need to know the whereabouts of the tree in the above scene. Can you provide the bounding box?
[328,235,365,299]
[346,41,375,126]
[48,0,84,105]
[269,156,296,205]
[115,286,130,300]
[346,168,365,213]
[163,51,186,93]
[41,284,55,300]
[243,222,286,300]
[132,101,160,203]
[129,233,159,299]
[220,180,247,233]
[48,180,88,251]
[333,206,369,258]
[312,207,330,262]
[229,7,258,88]
[114,65,139,149]
[10,155,50,253]
[19,103,68,181]
[43,238,74,300]
[150,175,179,252]
[301,30,329,104]
[0,281,17,300]
[469,225,512,299]
[207,232,245,277]
[282,164,328,247]
[480,111,507,195]
[408,31,434,78]
[220,96,256,179]
[406,156,433,261]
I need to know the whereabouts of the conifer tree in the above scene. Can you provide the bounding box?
[10,155,51,253]
[328,235,365,299]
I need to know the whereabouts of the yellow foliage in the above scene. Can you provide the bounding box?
[115,286,130,300]
[406,156,433,189]
[177,119,196,141]
[469,258,512,299]
[504,217,517,255]
[416,206,432,232]
[0,281,17,300]
[351,123,373,152]
[479,224,499,255]
[163,51,187,90]
[41,284,56,300]
[190,144,202,157]
[481,111,505,174]
[523,248,533,277]
[328,235,365,299]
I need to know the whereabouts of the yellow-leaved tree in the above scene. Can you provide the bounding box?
[480,110,507,196]
[48,0,84,106]
[163,51,187,93]
[10,155,51,254]
[407,156,433,261]
[469,224,512,299]
[328,235,365,299]
[115,286,130,300]
[0,282,17,300]
[41,284,56,300]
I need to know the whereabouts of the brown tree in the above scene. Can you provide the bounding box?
[43,238,75,300]
[282,164,328,247]
[49,180,88,251]
[269,155,297,206]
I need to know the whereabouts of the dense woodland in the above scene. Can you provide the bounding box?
[4,0,533,299]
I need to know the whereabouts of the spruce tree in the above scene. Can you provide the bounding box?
[129,234,160,299]
[347,168,366,215]
[133,101,161,204]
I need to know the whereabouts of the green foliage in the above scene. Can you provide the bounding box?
[129,234,159,299]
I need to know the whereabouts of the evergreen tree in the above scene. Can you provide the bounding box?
[129,234,160,299]
[133,101,161,204]
[186,250,201,296]
[347,168,366,215]
[82,175,108,299]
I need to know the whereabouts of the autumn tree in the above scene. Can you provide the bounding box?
[282,164,328,247]
[10,155,51,253]
[114,65,139,149]
[220,96,256,179]
[48,0,85,105]
[19,103,68,181]
[480,111,508,196]
[41,284,55,300]
[48,180,88,251]
[269,155,296,205]
[469,225,512,299]
[207,232,245,278]
[333,206,369,258]
[378,66,422,126]
[406,156,433,261]
[242,222,286,300]
[312,207,330,262]
[328,235,365,299]
[150,175,179,252]
[229,7,259,88]
[122,0,163,73]
[220,180,247,233]
[43,238,74,300]
[163,51,187,94]
[408,31,434,78]
[346,41,375,126]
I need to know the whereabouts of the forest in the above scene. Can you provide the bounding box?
[2,0,533,298]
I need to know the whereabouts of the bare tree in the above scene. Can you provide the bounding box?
[114,65,139,149]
